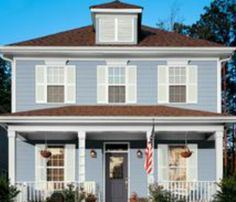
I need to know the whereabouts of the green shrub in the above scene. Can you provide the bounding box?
[62,184,85,202]
[149,183,173,202]
[0,175,20,202]
[213,174,236,202]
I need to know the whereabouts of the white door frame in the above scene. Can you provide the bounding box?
[103,142,130,202]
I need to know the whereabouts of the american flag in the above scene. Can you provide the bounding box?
[144,122,155,175]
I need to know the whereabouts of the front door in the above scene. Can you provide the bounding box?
[106,153,128,202]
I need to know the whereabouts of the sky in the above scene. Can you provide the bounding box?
[0,0,212,45]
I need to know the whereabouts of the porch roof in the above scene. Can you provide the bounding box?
[2,105,224,117]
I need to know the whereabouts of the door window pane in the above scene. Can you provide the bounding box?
[109,156,124,179]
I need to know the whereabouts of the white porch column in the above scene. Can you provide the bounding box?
[78,131,86,184]
[8,129,16,185]
[215,130,223,182]
[146,130,154,186]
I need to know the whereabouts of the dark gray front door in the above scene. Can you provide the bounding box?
[106,153,128,202]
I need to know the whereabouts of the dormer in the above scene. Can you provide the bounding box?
[90,0,143,45]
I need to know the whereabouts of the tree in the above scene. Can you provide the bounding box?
[156,1,184,31]
[0,57,11,113]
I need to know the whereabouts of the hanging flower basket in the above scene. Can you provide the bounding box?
[40,149,52,158]
[181,146,193,158]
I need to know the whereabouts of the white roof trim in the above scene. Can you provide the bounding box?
[0,115,235,124]
[1,46,235,59]
[90,8,143,13]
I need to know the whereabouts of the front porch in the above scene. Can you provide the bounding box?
[8,122,224,202]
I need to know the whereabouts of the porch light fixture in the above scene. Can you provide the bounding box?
[136,150,143,158]
[90,149,97,158]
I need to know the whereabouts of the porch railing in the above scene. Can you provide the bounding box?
[15,181,99,202]
[15,181,216,202]
[159,181,217,202]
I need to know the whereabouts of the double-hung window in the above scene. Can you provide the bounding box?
[108,67,126,103]
[157,64,197,104]
[169,67,187,103]
[35,65,76,104]
[47,67,65,103]
[47,146,65,183]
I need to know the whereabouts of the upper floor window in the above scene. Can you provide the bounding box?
[47,67,65,103]
[97,15,137,44]
[97,65,137,104]
[35,65,76,104]
[158,65,197,104]
[108,67,126,103]
[169,67,186,103]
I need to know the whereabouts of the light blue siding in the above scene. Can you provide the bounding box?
[130,141,147,197]
[85,141,103,193]
[15,139,216,197]
[16,140,35,182]
[198,148,216,181]
[165,61,218,112]
[15,59,218,113]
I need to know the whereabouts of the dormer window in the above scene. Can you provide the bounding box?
[97,15,136,44]
[90,1,142,45]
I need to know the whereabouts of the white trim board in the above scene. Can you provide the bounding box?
[1,116,236,124]
[1,47,234,59]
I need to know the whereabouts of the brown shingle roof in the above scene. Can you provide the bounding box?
[3,105,223,117]
[90,0,143,9]
[9,25,223,47]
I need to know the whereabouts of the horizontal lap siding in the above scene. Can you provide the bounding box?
[15,60,105,112]
[164,61,218,112]
[16,140,35,182]
[15,60,217,112]
[130,141,147,197]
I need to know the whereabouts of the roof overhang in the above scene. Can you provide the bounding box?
[90,8,143,13]
[0,115,236,124]
[1,46,235,59]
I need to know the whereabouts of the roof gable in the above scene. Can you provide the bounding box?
[90,0,143,9]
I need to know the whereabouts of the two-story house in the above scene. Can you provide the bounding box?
[0,1,235,202]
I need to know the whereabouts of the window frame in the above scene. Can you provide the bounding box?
[168,66,187,104]
[46,145,65,182]
[107,66,127,104]
[46,66,65,104]
[98,16,135,43]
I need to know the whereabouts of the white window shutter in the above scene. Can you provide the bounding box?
[97,65,108,103]
[158,144,169,182]
[65,144,76,183]
[35,144,47,190]
[157,65,168,103]
[35,65,47,103]
[99,18,115,42]
[187,144,198,181]
[118,17,133,42]
[187,65,198,103]
[126,66,137,103]
[65,65,76,103]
